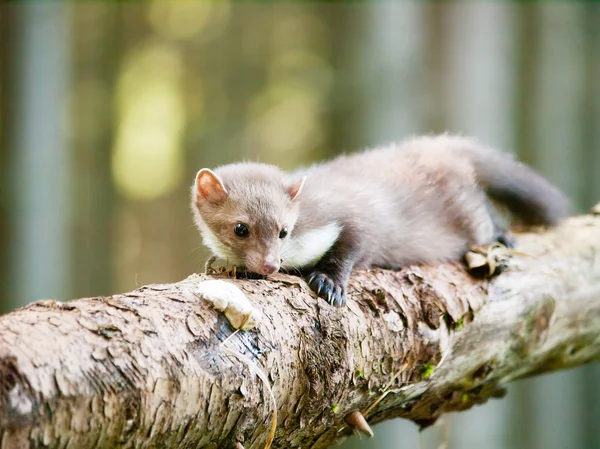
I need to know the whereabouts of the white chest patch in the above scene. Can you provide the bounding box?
[281,222,341,269]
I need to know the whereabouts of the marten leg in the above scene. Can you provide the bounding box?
[306,225,362,307]
[485,200,515,248]
[461,192,514,249]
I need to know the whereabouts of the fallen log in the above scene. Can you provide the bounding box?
[1,214,599,449]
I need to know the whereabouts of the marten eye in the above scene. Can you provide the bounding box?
[234,223,249,238]
[279,226,288,239]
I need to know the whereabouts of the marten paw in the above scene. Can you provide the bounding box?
[307,271,346,307]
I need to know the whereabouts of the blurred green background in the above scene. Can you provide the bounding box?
[0,2,599,449]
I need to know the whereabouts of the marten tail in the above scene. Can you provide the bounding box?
[463,145,570,226]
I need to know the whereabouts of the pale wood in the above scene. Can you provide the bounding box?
[1,215,599,449]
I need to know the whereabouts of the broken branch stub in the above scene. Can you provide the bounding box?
[0,215,599,448]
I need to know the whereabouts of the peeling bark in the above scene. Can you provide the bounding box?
[1,215,599,449]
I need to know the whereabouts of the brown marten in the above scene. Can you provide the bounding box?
[191,134,569,307]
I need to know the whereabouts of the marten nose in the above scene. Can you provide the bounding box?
[260,260,279,275]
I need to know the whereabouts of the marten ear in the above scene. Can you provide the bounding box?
[287,175,307,201]
[195,169,228,203]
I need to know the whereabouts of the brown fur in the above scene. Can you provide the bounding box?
[191,134,569,306]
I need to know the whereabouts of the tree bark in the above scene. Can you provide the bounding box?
[1,214,599,449]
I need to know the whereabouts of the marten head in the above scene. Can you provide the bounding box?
[191,163,306,275]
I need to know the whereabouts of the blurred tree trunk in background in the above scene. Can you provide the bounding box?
[322,4,360,157]
[71,3,118,300]
[443,4,516,151]
[358,2,425,146]
[532,5,587,207]
[0,4,13,314]
[584,5,600,207]
[5,3,73,309]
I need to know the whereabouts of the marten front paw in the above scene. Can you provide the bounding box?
[307,271,346,307]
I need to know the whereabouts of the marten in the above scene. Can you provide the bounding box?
[191,134,569,307]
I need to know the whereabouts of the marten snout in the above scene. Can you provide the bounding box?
[259,260,280,275]
[250,252,280,275]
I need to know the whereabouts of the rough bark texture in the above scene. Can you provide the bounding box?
[1,215,599,449]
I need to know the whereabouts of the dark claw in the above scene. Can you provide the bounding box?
[307,271,346,307]
[330,288,346,307]
[314,278,324,296]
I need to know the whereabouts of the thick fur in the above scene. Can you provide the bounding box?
[191,134,569,307]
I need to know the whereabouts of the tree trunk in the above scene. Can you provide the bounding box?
[1,214,599,449]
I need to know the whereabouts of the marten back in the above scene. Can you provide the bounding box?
[303,134,569,227]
